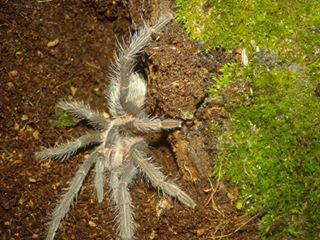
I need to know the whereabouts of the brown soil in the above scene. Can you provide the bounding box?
[0,1,260,240]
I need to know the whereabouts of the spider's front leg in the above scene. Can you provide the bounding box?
[132,117,182,132]
[109,164,137,240]
[57,100,109,130]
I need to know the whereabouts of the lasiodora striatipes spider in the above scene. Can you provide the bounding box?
[35,13,196,240]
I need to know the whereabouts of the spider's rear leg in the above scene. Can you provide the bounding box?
[35,133,101,161]
[132,149,196,208]
[94,152,106,203]
[45,151,97,240]
[110,164,137,240]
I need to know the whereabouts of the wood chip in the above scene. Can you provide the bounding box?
[19,197,25,205]
[33,130,40,140]
[156,198,173,218]
[28,199,34,208]
[28,177,37,183]
[149,230,157,240]
[70,86,77,96]
[195,228,206,236]
[7,82,15,90]
[8,70,19,79]
[47,38,59,48]
[13,123,20,131]
[103,112,110,119]
[88,220,97,227]
[21,114,29,121]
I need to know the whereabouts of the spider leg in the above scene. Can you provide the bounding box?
[45,151,97,240]
[95,128,126,204]
[120,163,138,184]
[108,13,173,116]
[94,152,106,203]
[133,117,182,132]
[118,164,137,240]
[110,164,137,240]
[132,148,196,208]
[35,133,101,161]
[57,100,109,129]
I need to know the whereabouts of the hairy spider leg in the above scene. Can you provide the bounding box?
[45,152,97,240]
[35,133,101,161]
[132,148,196,208]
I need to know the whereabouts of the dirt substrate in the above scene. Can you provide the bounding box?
[0,1,260,239]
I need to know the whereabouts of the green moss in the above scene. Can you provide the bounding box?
[4,39,24,54]
[52,108,79,129]
[210,62,241,97]
[216,61,319,238]
[176,0,320,59]
[176,0,320,238]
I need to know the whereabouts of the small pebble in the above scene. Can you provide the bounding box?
[28,199,34,208]
[149,230,157,240]
[8,70,18,79]
[13,123,20,131]
[19,197,25,205]
[195,228,206,236]
[103,112,110,119]
[37,50,44,58]
[32,234,39,239]
[21,114,29,121]
[7,82,15,90]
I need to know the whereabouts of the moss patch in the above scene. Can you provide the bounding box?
[52,108,79,129]
[176,0,320,238]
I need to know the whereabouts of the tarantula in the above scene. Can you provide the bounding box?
[35,13,196,240]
